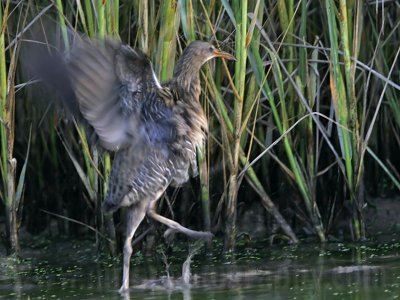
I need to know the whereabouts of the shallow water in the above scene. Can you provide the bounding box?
[1,235,400,299]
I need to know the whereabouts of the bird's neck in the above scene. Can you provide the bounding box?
[172,56,202,101]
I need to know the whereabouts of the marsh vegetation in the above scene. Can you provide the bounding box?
[0,1,399,292]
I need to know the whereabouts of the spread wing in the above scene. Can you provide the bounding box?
[67,38,162,151]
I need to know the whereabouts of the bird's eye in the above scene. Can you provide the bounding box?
[209,46,214,52]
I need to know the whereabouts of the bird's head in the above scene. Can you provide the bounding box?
[173,41,235,85]
[183,41,236,65]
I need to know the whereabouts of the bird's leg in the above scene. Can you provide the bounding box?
[119,202,147,294]
[146,201,213,240]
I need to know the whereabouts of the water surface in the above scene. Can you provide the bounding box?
[1,235,400,299]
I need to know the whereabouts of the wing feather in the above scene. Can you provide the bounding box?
[67,38,159,151]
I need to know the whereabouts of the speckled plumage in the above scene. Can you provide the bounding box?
[59,39,234,293]
[67,40,210,212]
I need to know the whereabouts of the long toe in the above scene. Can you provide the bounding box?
[118,285,129,294]
[164,228,213,241]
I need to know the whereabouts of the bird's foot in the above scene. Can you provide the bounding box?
[164,228,213,242]
[118,285,129,295]
[197,231,214,240]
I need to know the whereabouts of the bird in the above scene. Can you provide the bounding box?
[41,38,235,293]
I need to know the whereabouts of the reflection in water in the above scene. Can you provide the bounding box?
[2,241,400,299]
[128,242,203,300]
[120,288,192,300]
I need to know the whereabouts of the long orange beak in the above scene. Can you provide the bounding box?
[213,49,236,61]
